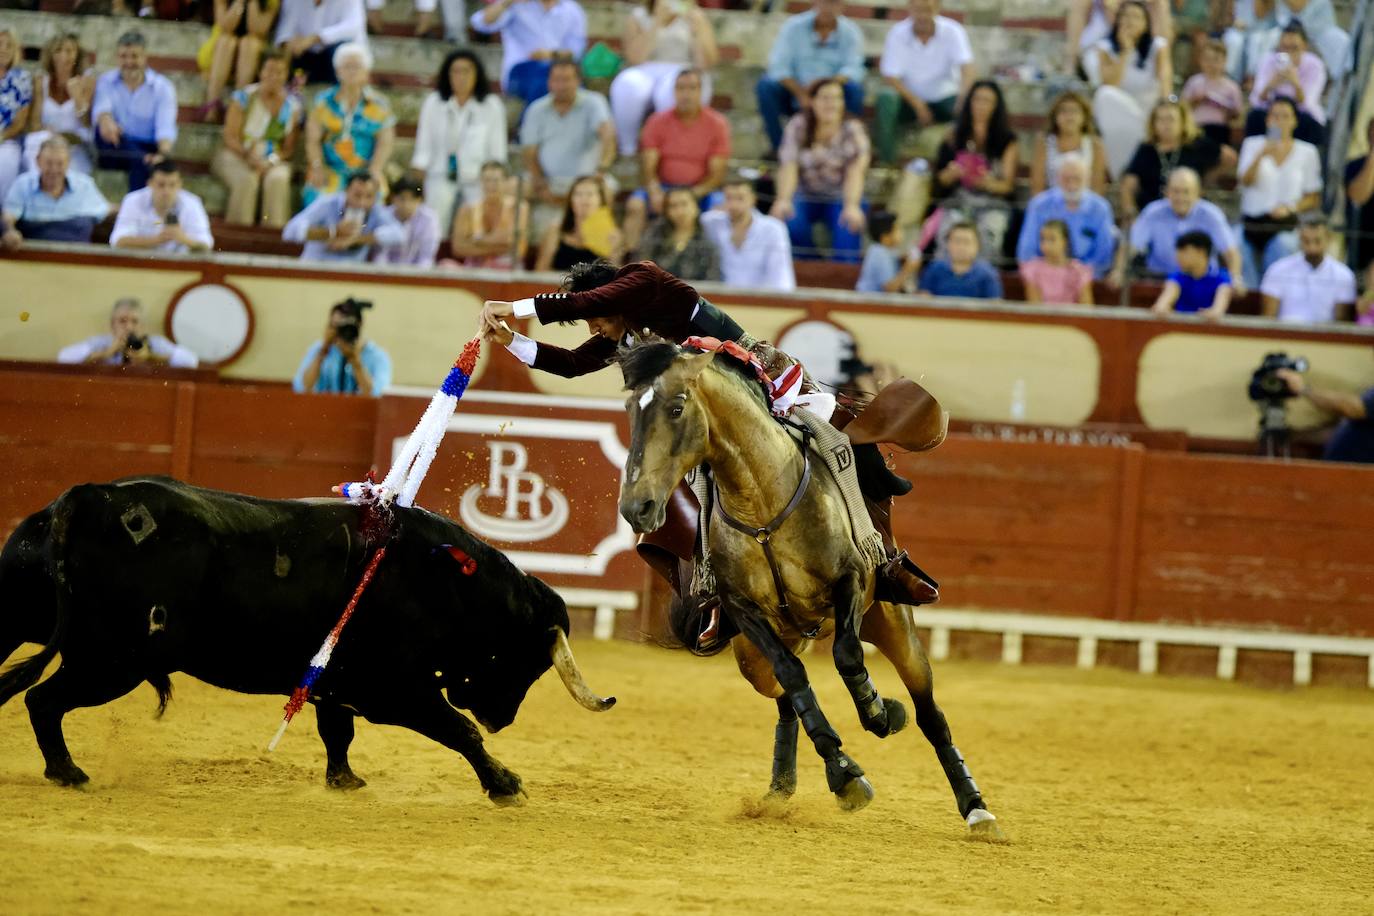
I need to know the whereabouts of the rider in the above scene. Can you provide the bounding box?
[477,258,933,613]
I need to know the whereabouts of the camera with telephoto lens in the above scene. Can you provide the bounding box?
[1248,352,1308,403]
[334,298,372,344]
[125,333,146,351]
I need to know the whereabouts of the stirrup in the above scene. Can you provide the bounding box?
[876,550,940,606]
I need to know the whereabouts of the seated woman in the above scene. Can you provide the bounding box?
[1018,219,1095,306]
[609,0,718,157]
[636,186,720,281]
[931,79,1019,262]
[769,78,871,263]
[211,49,300,228]
[1084,0,1173,179]
[1245,21,1327,147]
[1236,97,1321,288]
[410,50,508,236]
[1120,99,1234,221]
[535,174,623,272]
[449,160,530,270]
[1029,91,1107,197]
[22,33,95,175]
[0,27,32,205]
[199,0,280,120]
[302,42,395,207]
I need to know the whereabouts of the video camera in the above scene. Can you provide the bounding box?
[1248,352,1308,458]
[333,298,373,344]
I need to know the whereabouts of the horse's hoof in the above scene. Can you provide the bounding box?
[883,698,909,736]
[325,769,367,791]
[966,808,1007,842]
[44,760,89,787]
[489,789,528,808]
[835,775,875,812]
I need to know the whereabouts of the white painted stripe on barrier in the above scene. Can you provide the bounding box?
[1002,631,1022,665]
[593,607,617,641]
[929,626,950,661]
[1139,639,1158,675]
[1217,645,1238,681]
[1293,650,1313,686]
[1077,635,1097,670]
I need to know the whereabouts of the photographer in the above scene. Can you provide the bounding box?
[109,160,214,255]
[1276,367,1374,463]
[56,297,199,368]
[292,299,392,398]
[282,170,404,264]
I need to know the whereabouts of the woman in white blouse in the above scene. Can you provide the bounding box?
[410,49,508,234]
[23,33,95,174]
[609,0,718,156]
[1236,96,1321,288]
[1085,0,1173,180]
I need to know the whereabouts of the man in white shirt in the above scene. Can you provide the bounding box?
[109,160,214,255]
[276,0,368,84]
[873,0,974,163]
[1260,215,1357,323]
[699,177,796,291]
[57,297,199,368]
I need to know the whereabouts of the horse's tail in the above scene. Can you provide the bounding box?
[0,491,76,709]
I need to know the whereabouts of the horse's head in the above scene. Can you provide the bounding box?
[617,340,718,533]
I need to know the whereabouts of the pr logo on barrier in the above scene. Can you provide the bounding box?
[459,441,570,542]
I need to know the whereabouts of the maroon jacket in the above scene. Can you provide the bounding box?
[527,261,734,378]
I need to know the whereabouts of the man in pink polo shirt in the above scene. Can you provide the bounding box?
[623,68,731,252]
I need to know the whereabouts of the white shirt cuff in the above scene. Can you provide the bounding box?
[506,332,538,366]
[511,298,537,318]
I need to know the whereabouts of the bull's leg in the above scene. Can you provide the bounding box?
[24,663,143,787]
[372,693,526,806]
[731,636,798,798]
[730,605,872,812]
[832,571,908,739]
[316,703,367,790]
[860,602,1001,837]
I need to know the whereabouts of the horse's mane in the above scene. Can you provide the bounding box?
[618,339,770,410]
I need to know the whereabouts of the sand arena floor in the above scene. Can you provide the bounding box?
[1,639,1371,915]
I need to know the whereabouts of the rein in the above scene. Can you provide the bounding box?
[710,421,816,633]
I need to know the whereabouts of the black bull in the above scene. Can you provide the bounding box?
[0,477,614,804]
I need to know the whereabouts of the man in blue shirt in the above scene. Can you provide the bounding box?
[2,136,111,246]
[1113,167,1245,293]
[92,32,179,192]
[1016,154,1117,278]
[1277,368,1374,464]
[282,170,405,262]
[919,220,1003,299]
[1150,231,1234,319]
[293,299,393,397]
[757,0,865,155]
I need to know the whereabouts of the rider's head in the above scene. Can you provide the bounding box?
[563,259,628,341]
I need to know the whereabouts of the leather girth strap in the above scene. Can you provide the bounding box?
[710,429,813,631]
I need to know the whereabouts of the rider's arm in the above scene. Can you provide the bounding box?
[505,333,619,378]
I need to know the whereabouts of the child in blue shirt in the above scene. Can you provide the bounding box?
[919,221,1003,300]
[856,212,922,293]
[1151,230,1233,319]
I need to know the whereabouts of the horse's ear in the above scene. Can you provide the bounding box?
[680,349,715,382]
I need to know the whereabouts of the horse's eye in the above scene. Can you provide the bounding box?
[669,404,685,419]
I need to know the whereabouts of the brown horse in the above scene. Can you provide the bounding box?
[617,340,999,835]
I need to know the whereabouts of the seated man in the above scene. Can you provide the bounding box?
[623,70,730,253]
[293,298,392,397]
[469,0,587,108]
[519,58,617,236]
[1151,231,1234,319]
[57,297,199,368]
[919,220,1002,299]
[1016,154,1117,279]
[92,32,178,192]
[1260,214,1356,323]
[2,136,111,247]
[1277,366,1374,464]
[275,0,368,84]
[699,177,795,291]
[373,178,440,268]
[757,0,866,156]
[109,160,214,254]
[1112,168,1244,290]
[874,0,974,163]
[282,170,404,263]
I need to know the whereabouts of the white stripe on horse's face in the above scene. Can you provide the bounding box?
[638,388,654,410]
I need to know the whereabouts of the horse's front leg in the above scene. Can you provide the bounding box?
[732,635,800,798]
[728,599,873,812]
[832,570,909,739]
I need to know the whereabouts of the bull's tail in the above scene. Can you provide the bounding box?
[0,491,75,709]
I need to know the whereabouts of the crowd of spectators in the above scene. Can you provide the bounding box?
[0,0,1370,321]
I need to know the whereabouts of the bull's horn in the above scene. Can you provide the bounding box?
[550,628,616,712]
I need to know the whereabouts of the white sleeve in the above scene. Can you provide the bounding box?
[878,26,903,79]
[1237,137,1261,178]
[108,197,136,247]
[182,195,214,249]
[410,94,438,172]
[1340,266,1358,303]
[771,221,795,291]
[506,333,538,365]
[1301,145,1323,195]
[953,22,974,64]
[511,298,537,317]
[56,340,95,364]
[1259,262,1283,299]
